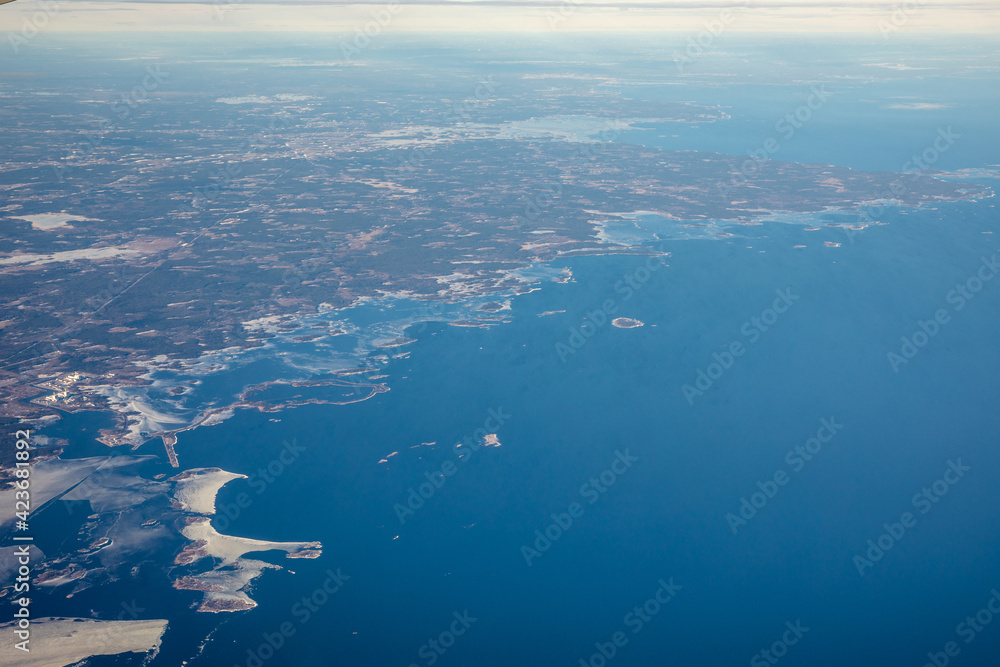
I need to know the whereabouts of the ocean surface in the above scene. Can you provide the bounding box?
[24,36,1000,667]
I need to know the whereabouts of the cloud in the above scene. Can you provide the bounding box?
[0,0,997,33]
[884,102,957,110]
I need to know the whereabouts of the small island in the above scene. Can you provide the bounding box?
[612,317,644,329]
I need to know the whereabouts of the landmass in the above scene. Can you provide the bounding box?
[0,87,989,455]
[0,52,992,637]
[0,617,168,667]
[0,457,321,615]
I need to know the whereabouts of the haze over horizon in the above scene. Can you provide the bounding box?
[1,0,998,34]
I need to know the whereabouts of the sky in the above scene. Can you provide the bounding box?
[0,0,998,34]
